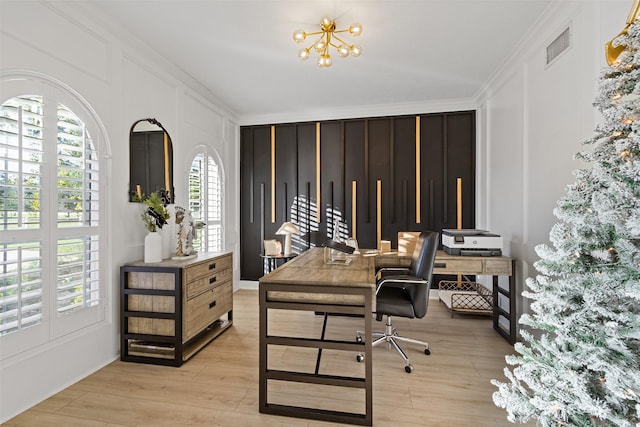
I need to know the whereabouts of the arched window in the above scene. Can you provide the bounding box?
[0,78,105,358]
[188,149,223,252]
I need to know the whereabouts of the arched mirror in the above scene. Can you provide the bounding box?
[129,118,174,203]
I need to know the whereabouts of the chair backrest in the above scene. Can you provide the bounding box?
[407,231,439,318]
[409,231,439,281]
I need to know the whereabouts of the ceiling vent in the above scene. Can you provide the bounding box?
[546,26,571,66]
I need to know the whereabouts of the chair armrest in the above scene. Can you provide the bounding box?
[378,267,410,273]
[376,276,429,295]
[376,267,410,280]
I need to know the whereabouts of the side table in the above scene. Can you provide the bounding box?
[260,253,296,274]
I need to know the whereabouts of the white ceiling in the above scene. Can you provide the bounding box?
[74,0,552,123]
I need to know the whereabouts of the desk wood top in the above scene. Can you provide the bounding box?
[259,247,514,288]
[122,251,231,268]
[259,247,374,288]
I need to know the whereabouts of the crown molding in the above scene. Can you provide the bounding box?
[237,97,477,126]
[474,0,584,105]
[50,1,239,122]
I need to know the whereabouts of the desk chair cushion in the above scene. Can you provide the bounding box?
[376,284,416,318]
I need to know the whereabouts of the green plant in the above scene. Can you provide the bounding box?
[141,192,170,232]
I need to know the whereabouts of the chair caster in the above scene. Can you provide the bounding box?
[356,335,363,343]
[356,353,364,363]
[405,364,413,373]
[424,348,431,355]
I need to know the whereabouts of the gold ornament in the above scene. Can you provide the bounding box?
[605,0,640,65]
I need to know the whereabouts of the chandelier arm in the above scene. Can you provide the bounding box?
[307,33,326,50]
[301,36,322,54]
[333,28,351,34]
[332,34,351,46]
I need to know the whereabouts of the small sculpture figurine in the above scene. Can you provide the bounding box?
[174,206,186,257]
[174,206,197,257]
[182,210,196,256]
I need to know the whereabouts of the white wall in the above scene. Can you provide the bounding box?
[477,1,629,330]
[0,1,239,422]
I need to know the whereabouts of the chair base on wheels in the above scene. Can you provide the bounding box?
[356,315,430,373]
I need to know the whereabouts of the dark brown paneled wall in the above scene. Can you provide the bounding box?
[240,111,475,280]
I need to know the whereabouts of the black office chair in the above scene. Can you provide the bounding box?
[357,231,439,373]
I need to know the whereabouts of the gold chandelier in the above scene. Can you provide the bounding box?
[293,18,362,68]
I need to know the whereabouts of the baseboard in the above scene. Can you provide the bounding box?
[238,280,258,290]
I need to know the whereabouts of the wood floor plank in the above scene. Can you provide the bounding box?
[2,411,118,427]
[27,388,85,414]
[6,289,532,426]
[56,392,217,426]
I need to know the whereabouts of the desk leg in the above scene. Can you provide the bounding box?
[259,284,268,412]
[315,313,329,375]
[492,275,499,336]
[364,288,373,426]
[508,260,517,343]
[492,260,517,345]
[259,284,373,426]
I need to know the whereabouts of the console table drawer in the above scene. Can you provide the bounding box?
[184,281,232,341]
[127,315,175,337]
[186,267,232,298]
[185,254,232,283]
[434,258,483,274]
[484,259,512,275]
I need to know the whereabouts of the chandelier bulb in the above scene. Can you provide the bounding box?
[349,23,363,37]
[293,29,306,43]
[351,45,362,57]
[314,39,327,53]
[338,44,350,58]
[318,53,332,67]
[298,48,311,61]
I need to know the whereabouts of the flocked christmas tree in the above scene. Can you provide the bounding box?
[492,19,640,427]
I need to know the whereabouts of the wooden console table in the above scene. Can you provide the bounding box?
[259,248,374,426]
[376,250,517,344]
[120,252,233,366]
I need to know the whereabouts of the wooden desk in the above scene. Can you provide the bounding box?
[259,247,374,426]
[258,248,516,425]
[376,250,517,344]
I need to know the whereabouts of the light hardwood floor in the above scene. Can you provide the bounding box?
[5,289,527,427]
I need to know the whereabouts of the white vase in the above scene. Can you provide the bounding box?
[160,225,171,260]
[144,231,162,263]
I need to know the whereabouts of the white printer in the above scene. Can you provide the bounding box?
[442,229,503,256]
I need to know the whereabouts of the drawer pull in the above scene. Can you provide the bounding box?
[209,300,217,309]
[209,263,216,270]
[209,276,217,284]
[435,263,446,268]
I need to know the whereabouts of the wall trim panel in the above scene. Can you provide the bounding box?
[240,111,476,280]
